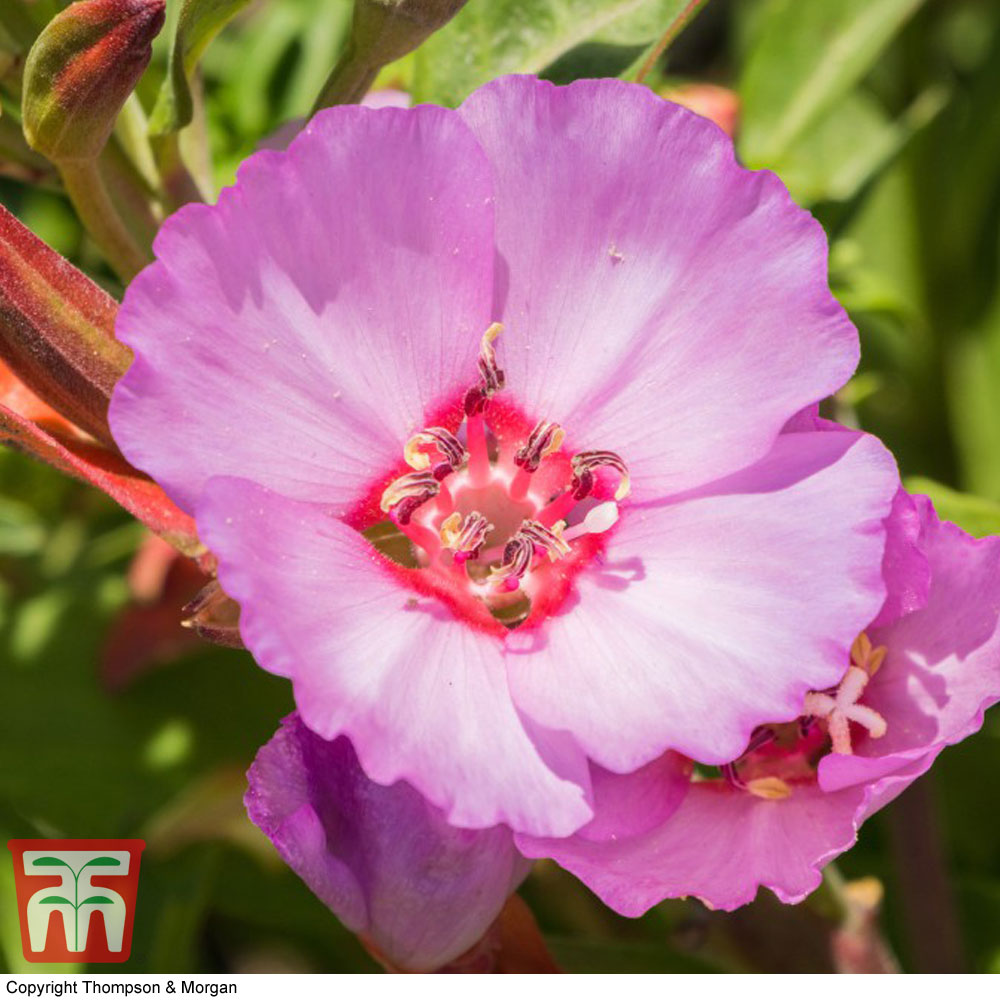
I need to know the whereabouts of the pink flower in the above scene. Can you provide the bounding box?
[247,714,528,971]
[109,75,898,838]
[518,485,1000,912]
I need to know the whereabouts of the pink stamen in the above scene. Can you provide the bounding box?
[509,464,533,502]
[435,479,454,515]
[391,511,441,560]
[466,414,490,488]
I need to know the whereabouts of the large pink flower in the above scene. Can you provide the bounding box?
[520,488,1000,912]
[109,75,898,837]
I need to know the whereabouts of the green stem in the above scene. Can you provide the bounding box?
[152,132,205,212]
[631,0,708,84]
[311,41,379,114]
[58,158,152,283]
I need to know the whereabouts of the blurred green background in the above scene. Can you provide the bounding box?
[1,0,1000,974]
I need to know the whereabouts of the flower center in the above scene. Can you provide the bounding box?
[721,634,889,799]
[369,324,630,629]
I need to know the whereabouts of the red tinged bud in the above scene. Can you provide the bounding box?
[0,202,130,445]
[0,394,205,560]
[23,0,165,163]
[660,82,740,139]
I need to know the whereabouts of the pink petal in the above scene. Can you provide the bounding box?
[199,477,593,837]
[869,488,931,628]
[110,104,495,513]
[459,76,858,501]
[519,782,867,915]
[506,430,897,770]
[577,752,692,844]
[821,494,1000,788]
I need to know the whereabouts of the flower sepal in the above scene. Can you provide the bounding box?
[181,580,243,648]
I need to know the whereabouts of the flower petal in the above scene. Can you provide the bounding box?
[459,76,857,500]
[821,495,1000,791]
[519,782,866,915]
[506,430,897,770]
[200,477,592,837]
[574,752,692,844]
[247,715,530,972]
[110,103,495,513]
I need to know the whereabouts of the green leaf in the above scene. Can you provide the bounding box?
[82,857,121,867]
[905,478,1000,538]
[149,0,252,136]
[738,0,927,168]
[38,896,72,905]
[81,896,114,905]
[767,86,947,207]
[31,857,71,867]
[410,0,694,106]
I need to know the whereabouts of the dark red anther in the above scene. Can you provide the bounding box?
[392,496,427,525]
[514,420,564,472]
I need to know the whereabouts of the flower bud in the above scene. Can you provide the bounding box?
[22,0,165,163]
[247,715,530,972]
[313,0,468,108]
[0,202,129,445]
[351,0,469,64]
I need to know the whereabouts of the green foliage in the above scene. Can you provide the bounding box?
[150,0,253,136]
[739,0,927,168]
[409,0,694,106]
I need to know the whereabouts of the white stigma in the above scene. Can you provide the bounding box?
[562,502,620,542]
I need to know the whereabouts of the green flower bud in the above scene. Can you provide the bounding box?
[351,0,470,65]
[22,0,165,163]
[314,0,469,110]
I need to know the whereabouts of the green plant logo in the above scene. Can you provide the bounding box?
[30,853,123,951]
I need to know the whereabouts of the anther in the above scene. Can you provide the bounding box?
[745,777,792,800]
[851,633,886,676]
[380,470,440,524]
[510,420,565,501]
[489,533,535,592]
[487,518,569,591]
[463,322,505,417]
[464,323,505,487]
[571,450,631,501]
[404,427,467,472]
[440,511,493,564]
[520,520,570,560]
[514,421,565,473]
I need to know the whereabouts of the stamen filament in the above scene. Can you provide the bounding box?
[466,414,490,488]
[391,511,441,560]
[435,479,454,515]
[509,464,533,502]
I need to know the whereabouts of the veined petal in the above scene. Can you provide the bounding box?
[110,103,495,513]
[460,76,857,501]
[519,781,868,915]
[505,430,897,770]
[200,477,592,837]
[247,715,530,972]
